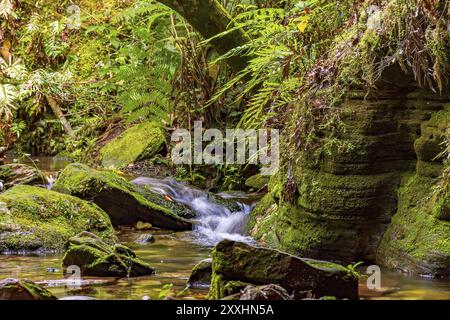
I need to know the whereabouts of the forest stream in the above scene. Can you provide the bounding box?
[1,157,449,300]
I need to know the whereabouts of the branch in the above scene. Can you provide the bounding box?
[158,0,250,72]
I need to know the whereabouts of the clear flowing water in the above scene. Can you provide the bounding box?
[132,177,256,246]
[1,156,450,300]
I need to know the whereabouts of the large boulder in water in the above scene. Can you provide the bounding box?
[99,122,165,169]
[0,164,47,190]
[0,278,57,300]
[52,163,192,230]
[62,232,155,277]
[0,185,116,253]
[209,240,359,300]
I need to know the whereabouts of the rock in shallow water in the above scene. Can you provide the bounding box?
[52,163,192,230]
[0,278,57,300]
[209,240,359,300]
[0,185,116,253]
[135,233,155,244]
[62,232,155,277]
[187,258,212,289]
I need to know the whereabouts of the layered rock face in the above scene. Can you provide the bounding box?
[249,65,450,275]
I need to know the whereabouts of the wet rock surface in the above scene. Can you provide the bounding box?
[62,232,155,277]
[0,164,46,190]
[53,163,192,230]
[209,240,359,300]
[0,278,57,300]
[188,258,212,289]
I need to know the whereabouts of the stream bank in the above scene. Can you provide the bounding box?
[1,156,450,300]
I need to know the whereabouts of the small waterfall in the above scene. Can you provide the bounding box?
[45,173,58,190]
[132,177,256,246]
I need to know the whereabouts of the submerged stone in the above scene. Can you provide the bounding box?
[62,232,155,277]
[99,122,165,169]
[209,240,359,300]
[0,278,57,300]
[135,233,155,244]
[239,284,294,300]
[0,185,116,253]
[52,163,192,230]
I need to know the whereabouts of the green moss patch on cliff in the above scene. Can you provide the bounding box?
[99,122,165,169]
[377,174,450,276]
[0,185,116,253]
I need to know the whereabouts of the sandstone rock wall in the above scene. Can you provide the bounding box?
[249,65,450,275]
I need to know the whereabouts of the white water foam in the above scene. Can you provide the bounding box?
[132,177,255,246]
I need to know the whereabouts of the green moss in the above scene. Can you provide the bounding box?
[62,232,154,277]
[208,273,250,300]
[0,185,116,253]
[53,163,192,228]
[377,174,450,275]
[0,166,14,180]
[0,279,57,300]
[53,163,176,218]
[99,122,165,169]
[245,174,269,190]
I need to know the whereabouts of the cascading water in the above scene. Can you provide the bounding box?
[132,177,256,246]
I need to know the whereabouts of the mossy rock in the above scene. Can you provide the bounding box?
[376,174,450,277]
[99,122,165,169]
[187,258,212,289]
[62,231,155,277]
[0,278,57,300]
[414,110,448,162]
[0,164,46,190]
[0,185,116,253]
[52,163,192,230]
[245,174,269,190]
[209,240,359,300]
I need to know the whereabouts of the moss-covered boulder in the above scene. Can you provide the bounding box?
[187,258,212,289]
[0,185,116,253]
[99,122,165,169]
[0,278,57,300]
[0,164,46,190]
[62,232,155,277]
[209,240,359,300]
[52,163,192,230]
